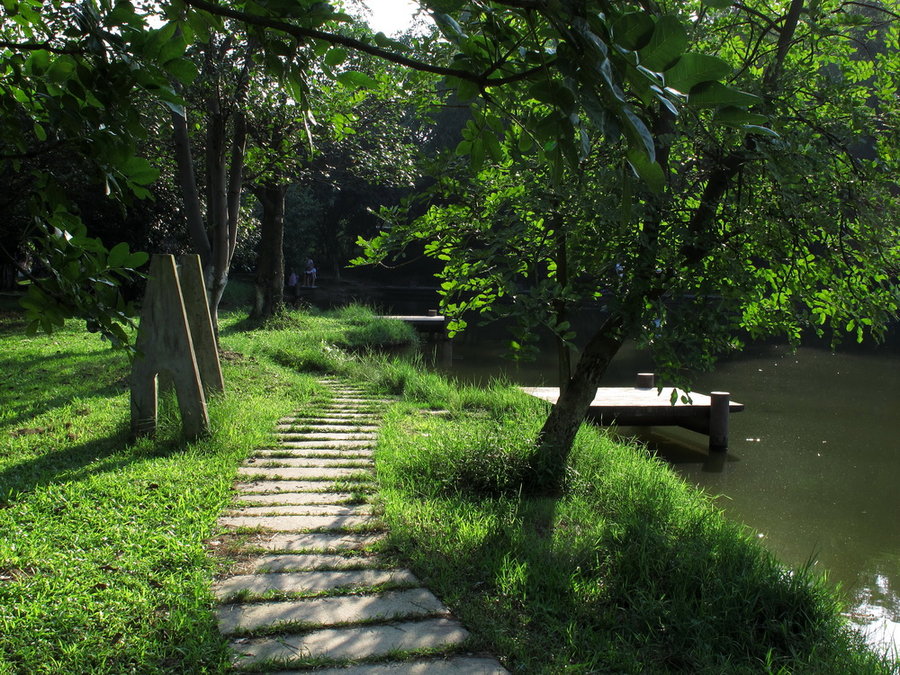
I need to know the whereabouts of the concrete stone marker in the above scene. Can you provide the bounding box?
[131,254,214,439]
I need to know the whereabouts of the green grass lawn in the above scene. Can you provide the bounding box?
[0,309,323,673]
[0,304,893,673]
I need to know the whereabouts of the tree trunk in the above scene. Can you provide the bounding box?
[172,108,212,267]
[251,184,287,319]
[529,313,625,492]
[554,221,571,390]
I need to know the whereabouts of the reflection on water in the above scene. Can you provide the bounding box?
[432,328,900,655]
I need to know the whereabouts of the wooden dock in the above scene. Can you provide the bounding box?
[522,373,744,451]
[377,312,446,333]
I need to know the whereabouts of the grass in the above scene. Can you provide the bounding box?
[0,303,894,674]
[374,391,897,673]
[0,310,320,673]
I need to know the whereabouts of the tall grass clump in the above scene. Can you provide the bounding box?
[375,375,894,674]
[221,305,417,378]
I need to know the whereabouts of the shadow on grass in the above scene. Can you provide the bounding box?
[407,481,857,674]
[0,352,128,429]
[0,427,143,505]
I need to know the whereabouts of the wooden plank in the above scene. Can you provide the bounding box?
[521,387,744,412]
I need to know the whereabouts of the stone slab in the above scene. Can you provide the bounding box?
[218,514,377,531]
[217,588,447,634]
[275,439,374,448]
[235,481,370,494]
[249,553,380,573]
[236,492,359,505]
[229,618,467,665]
[225,505,372,517]
[244,458,371,468]
[280,414,377,423]
[327,398,393,404]
[251,532,383,552]
[276,424,381,433]
[267,657,509,675]
[253,449,373,459]
[274,432,378,441]
[214,568,417,598]
[236,467,371,480]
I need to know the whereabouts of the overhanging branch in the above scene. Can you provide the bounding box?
[181,0,546,87]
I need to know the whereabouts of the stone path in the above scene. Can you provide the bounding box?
[215,379,508,673]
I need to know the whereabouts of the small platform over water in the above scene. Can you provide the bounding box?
[377,312,446,332]
[522,373,744,451]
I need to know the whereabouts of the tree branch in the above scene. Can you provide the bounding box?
[181,0,547,87]
[0,40,81,55]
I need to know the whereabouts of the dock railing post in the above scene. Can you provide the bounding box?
[709,392,730,452]
[635,372,655,389]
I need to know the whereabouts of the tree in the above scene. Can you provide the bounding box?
[356,0,900,489]
[242,28,434,319]
[7,0,761,359]
[170,31,254,333]
[0,0,188,344]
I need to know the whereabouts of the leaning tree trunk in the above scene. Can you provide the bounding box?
[529,314,626,493]
[251,183,287,319]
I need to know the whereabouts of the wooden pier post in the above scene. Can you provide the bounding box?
[635,372,655,389]
[709,391,731,452]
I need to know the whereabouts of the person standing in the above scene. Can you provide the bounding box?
[304,258,317,287]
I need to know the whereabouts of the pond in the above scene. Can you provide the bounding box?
[430,322,900,655]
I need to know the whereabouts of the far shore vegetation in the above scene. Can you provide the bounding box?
[0,296,895,673]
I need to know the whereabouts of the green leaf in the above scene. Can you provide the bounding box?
[612,12,655,51]
[713,105,767,125]
[122,156,159,185]
[703,0,732,7]
[626,147,665,192]
[470,137,485,173]
[336,71,378,90]
[621,107,655,161]
[107,242,130,268]
[124,251,149,268]
[164,58,198,84]
[688,81,760,108]
[372,32,410,52]
[45,56,75,83]
[664,53,732,93]
[639,16,688,71]
[324,47,348,67]
[455,140,472,156]
[528,80,576,113]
